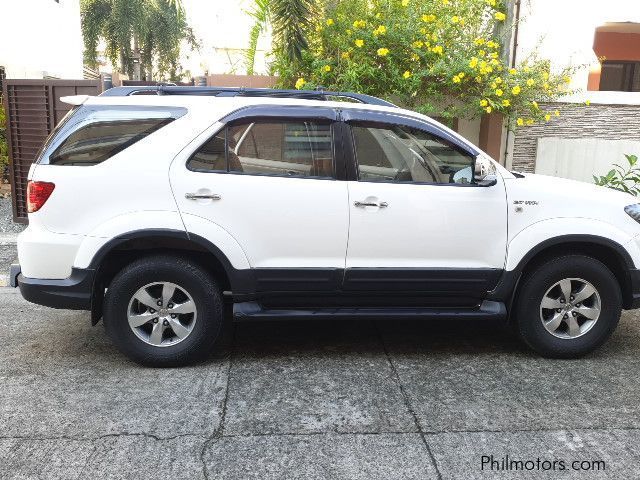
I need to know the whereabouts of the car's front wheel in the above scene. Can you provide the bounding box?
[514,254,622,358]
[104,255,223,367]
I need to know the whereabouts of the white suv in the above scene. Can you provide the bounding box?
[10,86,640,366]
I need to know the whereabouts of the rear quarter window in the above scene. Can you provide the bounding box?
[38,105,186,166]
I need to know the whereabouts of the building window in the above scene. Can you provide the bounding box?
[600,61,640,92]
[0,66,5,95]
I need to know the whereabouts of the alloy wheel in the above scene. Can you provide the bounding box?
[539,277,601,339]
[127,282,197,347]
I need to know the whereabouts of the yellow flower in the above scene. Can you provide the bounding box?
[543,72,549,80]
[489,52,498,59]
[512,85,521,95]
[479,50,486,57]
[516,118,524,126]
[401,0,410,6]
[526,78,535,87]
[442,0,450,4]
[458,72,465,79]
[346,29,352,36]
[431,45,443,54]
[412,40,424,48]
[545,114,551,121]
[494,77,502,84]
[326,18,334,26]
[532,101,539,109]
[495,88,503,96]
[403,70,412,79]
[495,11,506,21]
[564,76,571,84]
[526,119,534,125]
[375,12,382,19]
[475,38,486,46]
[480,99,488,107]
[452,16,460,23]
[453,75,461,83]
[502,99,510,107]
[421,14,436,23]
[295,78,306,90]
[490,59,499,66]
[509,68,517,75]
[355,39,364,48]
[315,25,323,32]
[486,106,492,113]
[487,41,499,49]
[469,57,479,69]
[353,20,366,28]
[554,109,560,117]
[486,0,496,5]
[341,51,350,59]
[323,65,331,72]
[377,47,389,56]
[410,53,419,61]
[491,82,497,89]
[585,100,591,106]
[431,32,438,41]
[373,25,387,36]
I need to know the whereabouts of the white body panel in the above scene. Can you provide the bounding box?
[170,169,349,269]
[345,177,508,269]
[504,173,640,270]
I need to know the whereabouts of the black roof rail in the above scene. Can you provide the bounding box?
[99,85,397,108]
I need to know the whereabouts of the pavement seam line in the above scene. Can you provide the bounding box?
[3,425,639,443]
[375,321,444,480]
[200,325,235,480]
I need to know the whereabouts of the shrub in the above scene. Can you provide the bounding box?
[594,154,640,196]
[271,0,576,126]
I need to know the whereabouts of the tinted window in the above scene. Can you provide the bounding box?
[50,118,172,165]
[39,105,186,166]
[188,119,334,178]
[352,123,474,184]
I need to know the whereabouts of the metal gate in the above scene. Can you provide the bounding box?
[2,79,100,223]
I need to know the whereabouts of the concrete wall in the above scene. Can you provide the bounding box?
[0,0,84,79]
[512,93,640,178]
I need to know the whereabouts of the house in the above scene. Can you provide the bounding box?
[504,0,640,179]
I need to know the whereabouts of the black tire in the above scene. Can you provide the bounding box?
[514,254,621,358]
[104,255,223,367]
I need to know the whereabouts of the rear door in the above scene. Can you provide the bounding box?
[170,105,349,292]
[341,109,508,305]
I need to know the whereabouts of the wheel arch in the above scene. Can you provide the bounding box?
[87,229,248,323]
[490,234,637,312]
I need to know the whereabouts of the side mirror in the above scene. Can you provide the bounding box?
[474,156,497,187]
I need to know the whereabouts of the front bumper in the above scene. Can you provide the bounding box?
[12,264,95,310]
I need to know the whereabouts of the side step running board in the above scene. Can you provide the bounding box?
[233,300,507,322]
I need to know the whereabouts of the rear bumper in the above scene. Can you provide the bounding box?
[13,264,95,310]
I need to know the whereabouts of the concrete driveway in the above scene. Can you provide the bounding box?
[1,287,639,480]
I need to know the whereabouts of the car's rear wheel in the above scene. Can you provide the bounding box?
[514,255,622,358]
[104,255,223,367]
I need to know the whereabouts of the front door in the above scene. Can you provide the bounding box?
[342,113,508,304]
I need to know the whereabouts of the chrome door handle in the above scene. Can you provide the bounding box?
[354,201,388,208]
[185,192,222,200]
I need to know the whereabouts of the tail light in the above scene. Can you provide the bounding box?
[27,181,55,213]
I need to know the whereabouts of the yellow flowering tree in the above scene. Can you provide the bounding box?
[270,0,576,127]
